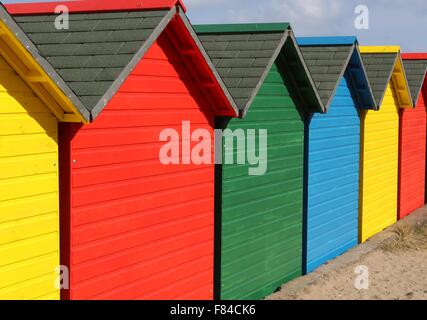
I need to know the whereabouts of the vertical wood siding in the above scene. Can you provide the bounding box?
[306,75,360,273]
[0,56,59,300]
[62,32,216,300]
[220,62,304,300]
[360,83,399,242]
[399,83,427,219]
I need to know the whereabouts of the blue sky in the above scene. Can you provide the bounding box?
[2,0,427,52]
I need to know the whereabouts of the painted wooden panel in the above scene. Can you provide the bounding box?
[0,56,59,300]
[399,83,427,219]
[360,83,399,242]
[61,32,216,300]
[306,75,360,273]
[220,62,304,300]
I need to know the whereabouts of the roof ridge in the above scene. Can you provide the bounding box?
[5,0,186,15]
[359,46,401,53]
[402,53,427,60]
[193,23,290,34]
[297,36,357,46]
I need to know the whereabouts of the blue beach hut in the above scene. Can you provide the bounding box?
[298,37,376,273]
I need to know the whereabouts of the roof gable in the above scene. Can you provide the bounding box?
[297,37,375,110]
[194,23,324,117]
[402,56,427,105]
[360,46,413,108]
[6,2,238,120]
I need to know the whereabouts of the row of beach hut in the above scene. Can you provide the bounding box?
[0,0,427,300]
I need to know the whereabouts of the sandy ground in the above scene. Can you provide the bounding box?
[268,207,427,300]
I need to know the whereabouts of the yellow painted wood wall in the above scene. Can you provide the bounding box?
[0,55,60,300]
[359,83,399,243]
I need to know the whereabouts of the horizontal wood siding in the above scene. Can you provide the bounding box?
[64,32,215,300]
[0,56,59,300]
[306,76,360,273]
[220,62,304,300]
[399,83,427,219]
[360,83,399,242]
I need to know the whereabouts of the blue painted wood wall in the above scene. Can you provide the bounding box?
[305,74,360,273]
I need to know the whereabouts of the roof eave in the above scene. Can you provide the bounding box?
[287,32,325,114]
[353,45,377,110]
[393,54,414,109]
[414,69,427,105]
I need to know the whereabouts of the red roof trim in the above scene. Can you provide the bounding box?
[402,53,427,60]
[5,0,186,15]
[167,14,238,117]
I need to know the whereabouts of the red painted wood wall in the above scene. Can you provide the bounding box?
[60,25,216,300]
[399,79,427,219]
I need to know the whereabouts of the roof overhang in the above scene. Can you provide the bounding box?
[5,0,186,15]
[360,46,413,109]
[282,32,325,114]
[0,4,89,122]
[349,45,377,110]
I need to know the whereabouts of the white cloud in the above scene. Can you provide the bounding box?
[184,0,427,51]
[185,0,228,7]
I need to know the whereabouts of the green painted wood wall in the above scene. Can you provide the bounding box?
[219,61,305,300]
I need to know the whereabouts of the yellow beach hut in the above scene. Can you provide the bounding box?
[0,6,90,299]
[359,46,413,242]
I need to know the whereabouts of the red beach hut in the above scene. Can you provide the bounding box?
[400,54,427,219]
[6,0,238,300]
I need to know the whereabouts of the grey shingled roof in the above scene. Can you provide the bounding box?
[403,59,427,104]
[13,10,172,113]
[196,31,287,111]
[360,53,398,106]
[299,45,354,108]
